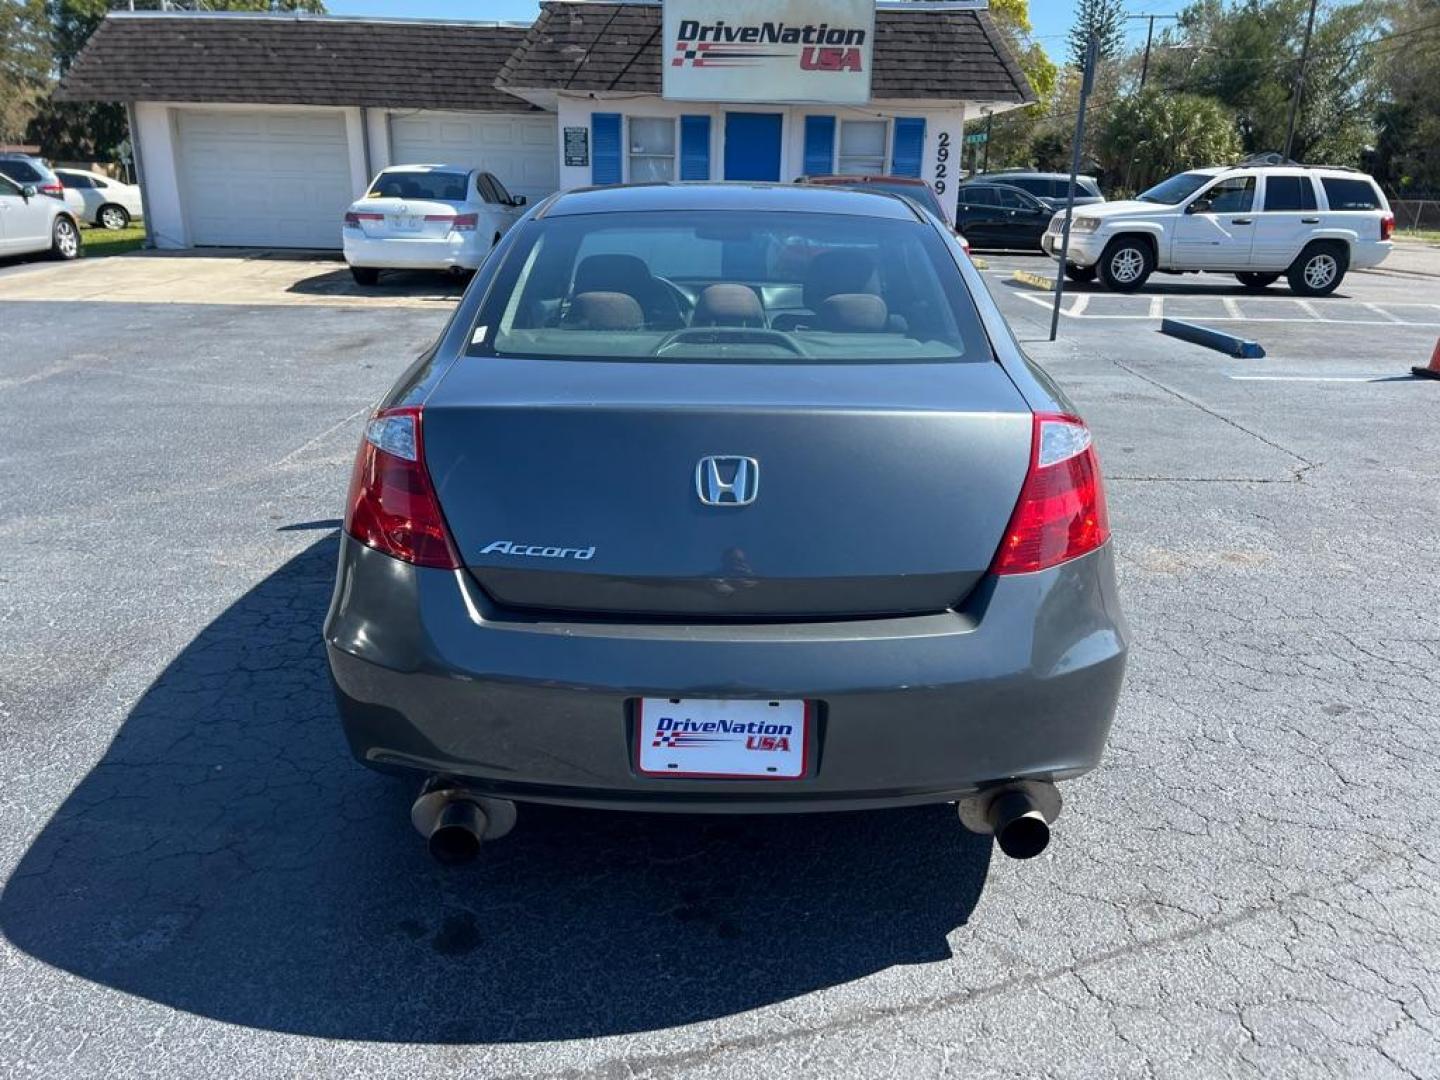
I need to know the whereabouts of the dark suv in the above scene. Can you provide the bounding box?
[962,171,1104,211]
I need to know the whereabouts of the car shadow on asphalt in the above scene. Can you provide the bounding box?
[286,267,468,302]
[0,534,991,1043]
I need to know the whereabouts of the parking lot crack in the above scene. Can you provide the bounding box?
[1109,358,1317,473]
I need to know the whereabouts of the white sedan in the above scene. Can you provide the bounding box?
[54,168,143,230]
[342,165,527,285]
[0,172,81,259]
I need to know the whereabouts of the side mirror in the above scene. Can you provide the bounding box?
[510,195,527,207]
[1187,198,1212,215]
[20,184,37,200]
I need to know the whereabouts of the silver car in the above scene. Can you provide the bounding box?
[324,183,1128,864]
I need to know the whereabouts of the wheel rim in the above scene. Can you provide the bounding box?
[1111,247,1143,283]
[102,208,125,229]
[1304,254,1337,289]
[56,222,77,256]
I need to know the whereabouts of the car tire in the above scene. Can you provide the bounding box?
[1097,237,1153,292]
[1064,264,1097,284]
[1235,272,1280,290]
[350,266,380,286]
[1287,243,1347,297]
[50,216,80,260]
[98,204,130,230]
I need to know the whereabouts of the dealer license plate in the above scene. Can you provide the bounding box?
[636,698,809,779]
[392,214,422,231]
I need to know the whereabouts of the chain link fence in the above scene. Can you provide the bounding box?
[1390,200,1440,232]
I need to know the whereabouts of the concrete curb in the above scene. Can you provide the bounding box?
[1160,318,1266,359]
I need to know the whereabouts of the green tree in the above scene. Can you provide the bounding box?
[970,0,1060,170]
[1149,0,1376,166]
[1371,0,1440,193]
[26,0,325,162]
[1030,130,1069,171]
[1068,0,1126,68]
[1098,87,1242,191]
[0,0,52,144]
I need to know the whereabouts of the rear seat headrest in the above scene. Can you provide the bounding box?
[817,293,889,332]
[694,284,765,327]
[567,291,644,330]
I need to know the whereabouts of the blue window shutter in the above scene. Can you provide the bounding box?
[680,115,710,180]
[802,115,835,176]
[891,117,926,178]
[591,113,622,185]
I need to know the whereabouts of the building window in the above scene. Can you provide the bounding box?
[628,117,677,181]
[837,120,887,175]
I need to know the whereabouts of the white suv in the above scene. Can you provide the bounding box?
[1043,166,1394,295]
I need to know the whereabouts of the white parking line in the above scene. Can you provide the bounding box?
[1228,375,1402,382]
[1012,291,1440,327]
[1363,303,1404,323]
[1222,297,1242,319]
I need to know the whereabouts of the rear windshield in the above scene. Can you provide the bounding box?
[0,160,44,183]
[840,182,947,221]
[470,210,987,364]
[367,169,468,201]
[1321,177,1383,211]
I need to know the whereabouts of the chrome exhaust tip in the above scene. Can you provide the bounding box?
[411,779,517,865]
[957,780,1061,860]
[427,799,488,865]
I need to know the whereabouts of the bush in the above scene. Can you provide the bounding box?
[1098,89,1241,193]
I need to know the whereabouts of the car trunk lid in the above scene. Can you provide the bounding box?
[350,197,464,240]
[422,358,1033,618]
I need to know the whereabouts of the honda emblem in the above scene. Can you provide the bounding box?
[695,456,759,506]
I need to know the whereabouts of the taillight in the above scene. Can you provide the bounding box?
[991,413,1110,575]
[40,181,63,198]
[1381,212,1395,241]
[344,211,381,228]
[344,406,460,569]
[451,213,479,232]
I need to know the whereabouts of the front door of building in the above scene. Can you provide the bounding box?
[723,113,783,181]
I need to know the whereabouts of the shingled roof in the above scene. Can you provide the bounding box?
[57,14,539,111]
[496,1,1035,104]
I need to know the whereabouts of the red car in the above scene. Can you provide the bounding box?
[797,174,971,255]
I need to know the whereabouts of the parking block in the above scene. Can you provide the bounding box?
[1011,269,1054,290]
[1160,318,1265,359]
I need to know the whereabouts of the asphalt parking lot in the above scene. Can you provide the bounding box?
[1,249,1438,1078]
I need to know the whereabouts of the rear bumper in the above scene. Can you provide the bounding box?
[324,537,1128,812]
[1349,241,1391,270]
[343,231,489,270]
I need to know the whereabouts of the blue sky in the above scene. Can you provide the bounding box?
[324,1,1167,64]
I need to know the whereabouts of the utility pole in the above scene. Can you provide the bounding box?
[1125,14,1178,90]
[1050,32,1100,342]
[1283,0,1319,162]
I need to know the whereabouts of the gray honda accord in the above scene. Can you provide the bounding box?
[324,182,1128,863]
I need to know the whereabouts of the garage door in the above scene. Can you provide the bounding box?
[176,110,353,248]
[389,111,558,202]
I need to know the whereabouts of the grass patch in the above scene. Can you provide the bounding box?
[80,225,146,258]
[1396,228,1440,246]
